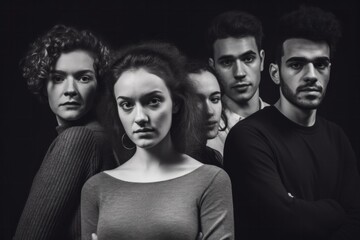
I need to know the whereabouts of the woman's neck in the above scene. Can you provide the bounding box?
[129,133,182,170]
[110,133,202,183]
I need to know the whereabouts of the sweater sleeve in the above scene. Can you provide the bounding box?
[224,125,346,240]
[14,127,100,240]
[81,177,99,240]
[200,169,234,240]
[330,129,360,240]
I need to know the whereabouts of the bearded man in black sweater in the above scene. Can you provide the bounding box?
[224,6,360,240]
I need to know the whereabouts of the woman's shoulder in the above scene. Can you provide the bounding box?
[83,171,110,189]
[185,154,223,173]
[195,147,223,168]
[44,123,108,166]
[56,121,107,144]
[197,164,229,181]
[183,154,229,183]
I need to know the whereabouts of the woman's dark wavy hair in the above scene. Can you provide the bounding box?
[185,59,228,132]
[275,6,342,64]
[21,24,111,102]
[104,41,205,156]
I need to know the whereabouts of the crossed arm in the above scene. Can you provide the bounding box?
[224,125,360,240]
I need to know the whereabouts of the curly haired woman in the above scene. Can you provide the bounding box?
[14,25,118,240]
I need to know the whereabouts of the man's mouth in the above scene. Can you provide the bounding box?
[298,86,322,92]
[232,83,251,90]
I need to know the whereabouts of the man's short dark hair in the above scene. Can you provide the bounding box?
[275,6,342,64]
[207,11,264,57]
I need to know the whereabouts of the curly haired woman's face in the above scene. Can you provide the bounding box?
[114,68,174,149]
[46,50,98,126]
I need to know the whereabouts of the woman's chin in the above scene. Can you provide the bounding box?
[135,140,157,149]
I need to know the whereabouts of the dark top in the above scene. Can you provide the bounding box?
[194,146,223,168]
[14,120,118,240]
[81,165,234,240]
[224,106,360,240]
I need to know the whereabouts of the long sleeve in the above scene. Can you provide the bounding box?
[200,169,234,240]
[81,178,99,240]
[330,129,360,240]
[224,125,346,240]
[14,127,101,240]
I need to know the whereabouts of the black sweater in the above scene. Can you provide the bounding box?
[224,106,360,240]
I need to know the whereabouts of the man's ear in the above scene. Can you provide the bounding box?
[269,63,280,85]
[260,49,265,71]
[208,58,215,70]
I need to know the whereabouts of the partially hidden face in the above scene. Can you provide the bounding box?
[114,68,174,149]
[47,50,98,126]
[211,36,264,105]
[277,38,331,110]
[189,70,222,139]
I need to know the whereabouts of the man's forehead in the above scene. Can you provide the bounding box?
[282,38,330,59]
[213,36,258,57]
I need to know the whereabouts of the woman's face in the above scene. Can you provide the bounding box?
[46,50,98,126]
[114,68,174,149]
[189,70,222,139]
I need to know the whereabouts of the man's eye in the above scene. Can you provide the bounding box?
[243,56,255,63]
[219,60,233,67]
[314,61,330,70]
[289,62,303,70]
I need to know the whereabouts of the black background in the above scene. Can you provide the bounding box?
[1,0,359,239]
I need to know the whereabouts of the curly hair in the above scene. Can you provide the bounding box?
[275,6,342,63]
[21,24,111,102]
[104,41,205,156]
[207,11,264,57]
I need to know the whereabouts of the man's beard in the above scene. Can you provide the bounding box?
[279,75,326,110]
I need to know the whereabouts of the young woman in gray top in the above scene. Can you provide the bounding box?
[81,42,234,240]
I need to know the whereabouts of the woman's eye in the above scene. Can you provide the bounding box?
[51,75,64,82]
[119,102,133,111]
[211,97,221,104]
[149,98,161,106]
[79,75,92,82]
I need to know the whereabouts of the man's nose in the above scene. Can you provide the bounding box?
[233,60,246,79]
[303,63,317,83]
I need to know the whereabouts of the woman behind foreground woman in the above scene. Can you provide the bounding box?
[81,42,234,240]
[14,25,118,240]
[187,60,226,167]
